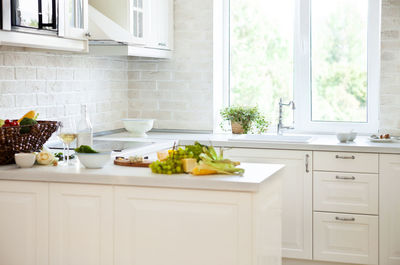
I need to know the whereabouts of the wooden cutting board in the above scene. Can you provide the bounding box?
[114,158,153,168]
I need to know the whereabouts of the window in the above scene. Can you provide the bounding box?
[11,0,57,31]
[214,0,380,133]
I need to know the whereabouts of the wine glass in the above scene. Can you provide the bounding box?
[57,117,77,166]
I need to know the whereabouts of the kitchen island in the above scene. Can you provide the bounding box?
[0,162,283,265]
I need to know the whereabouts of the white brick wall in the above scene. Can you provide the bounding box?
[380,0,400,134]
[0,47,128,132]
[127,0,213,131]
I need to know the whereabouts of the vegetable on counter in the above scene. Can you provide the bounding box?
[19,117,38,134]
[18,110,37,123]
[150,142,244,176]
[75,145,98,153]
[36,150,58,166]
[54,152,75,161]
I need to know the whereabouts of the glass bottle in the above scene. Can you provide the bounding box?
[77,104,93,147]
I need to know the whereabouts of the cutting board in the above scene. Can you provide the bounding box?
[114,158,153,168]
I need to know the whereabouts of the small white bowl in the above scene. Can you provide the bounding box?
[348,132,357,142]
[15,153,36,168]
[122,119,154,137]
[336,133,350,143]
[77,152,111,169]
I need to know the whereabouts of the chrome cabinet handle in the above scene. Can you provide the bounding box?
[158,42,167,47]
[85,32,92,38]
[336,175,356,180]
[335,155,355,160]
[335,216,355,222]
[305,154,310,173]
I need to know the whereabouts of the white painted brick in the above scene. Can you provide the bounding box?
[0,67,15,80]
[15,67,36,80]
[0,95,15,107]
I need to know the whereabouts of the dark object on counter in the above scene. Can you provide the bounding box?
[54,152,75,161]
[75,145,98,153]
[19,118,39,134]
[0,120,61,165]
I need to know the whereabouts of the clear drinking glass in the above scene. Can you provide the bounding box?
[57,117,77,166]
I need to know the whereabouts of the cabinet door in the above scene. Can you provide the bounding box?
[130,0,147,44]
[314,212,378,265]
[115,186,252,265]
[61,0,89,40]
[0,181,48,265]
[380,155,400,265]
[146,0,173,50]
[49,183,113,265]
[224,148,313,260]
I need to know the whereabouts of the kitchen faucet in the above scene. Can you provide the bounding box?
[277,98,295,135]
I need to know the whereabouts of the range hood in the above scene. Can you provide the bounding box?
[88,5,138,45]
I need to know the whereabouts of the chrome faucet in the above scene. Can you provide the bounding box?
[277,98,295,135]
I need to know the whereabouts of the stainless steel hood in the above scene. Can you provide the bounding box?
[88,5,137,45]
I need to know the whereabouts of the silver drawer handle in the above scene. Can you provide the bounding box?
[335,155,355,160]
[335,216,355,222]
[336,175,356,180]
[305,154,310,173]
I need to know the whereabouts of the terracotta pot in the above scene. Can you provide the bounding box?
[231,122,244,134]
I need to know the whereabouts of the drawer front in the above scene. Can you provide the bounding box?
[314,151,378,173]
[314,212,378,265]
[314,172,378,215]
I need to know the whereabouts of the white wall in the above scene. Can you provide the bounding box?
[379,0,400,135]
[127,0,213,131]
[0,47,128,132]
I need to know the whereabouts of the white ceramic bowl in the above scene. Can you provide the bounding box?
[348,132,358,142]
[77,152,111,169]
[15,153,36,168]
[336,133,350,143]
[122,119,154,137]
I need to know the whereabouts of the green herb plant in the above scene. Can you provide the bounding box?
[220,105,270,134]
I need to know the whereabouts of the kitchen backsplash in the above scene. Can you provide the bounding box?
[379,0,400,135]
[0,46,128,132]
[0,0,398,134]
[127,0,213,131]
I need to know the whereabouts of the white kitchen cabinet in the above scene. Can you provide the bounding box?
[146,0,174,50]
[313,212,378,265]
[115,186,252,265]
[224,148,313,260]
[63,0,89,40]
[314,171,378,215]
[114,181,282,265]
[380,155,400,265]
[49,183,113,265]
[313,151,378,173]
[0,181,48,265]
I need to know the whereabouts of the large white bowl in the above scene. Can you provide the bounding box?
[77,152,111,169]
[15,153,36,168]
[122,119,154,137]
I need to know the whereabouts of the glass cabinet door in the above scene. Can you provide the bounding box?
[63,0,88,40]
[130,0,146,43]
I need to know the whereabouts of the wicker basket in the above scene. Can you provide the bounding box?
[231,122,245,134]
[0,121,61,165]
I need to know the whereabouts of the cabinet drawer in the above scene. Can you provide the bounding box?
[314,172,378,215]
[314,212,378,265]
[314,152,378,173]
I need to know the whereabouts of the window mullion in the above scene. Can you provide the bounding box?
[293,0,311,133]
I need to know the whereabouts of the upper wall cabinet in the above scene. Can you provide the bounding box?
[0,0,89,52]
[88,0,174,58]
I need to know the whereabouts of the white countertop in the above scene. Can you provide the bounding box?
[95,132,400,154]
[0,162,283,192]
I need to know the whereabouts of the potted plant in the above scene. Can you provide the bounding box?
[220,106,269,134]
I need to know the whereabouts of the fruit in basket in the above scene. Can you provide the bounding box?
[0,119,4,127]
[19,118,37,134]
[18,110,36,123]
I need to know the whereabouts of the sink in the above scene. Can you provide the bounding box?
[228,134,313,143]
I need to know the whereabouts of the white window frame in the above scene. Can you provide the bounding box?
[214,0,381,134]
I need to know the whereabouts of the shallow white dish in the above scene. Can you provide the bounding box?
[77,152,111,169]
[122,119,154,137]
[14,153,36,168]
[369,137,394,143]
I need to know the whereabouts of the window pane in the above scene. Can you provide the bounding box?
[311,0,368,122]
[230,0,294,125]
[12,0,39,28]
